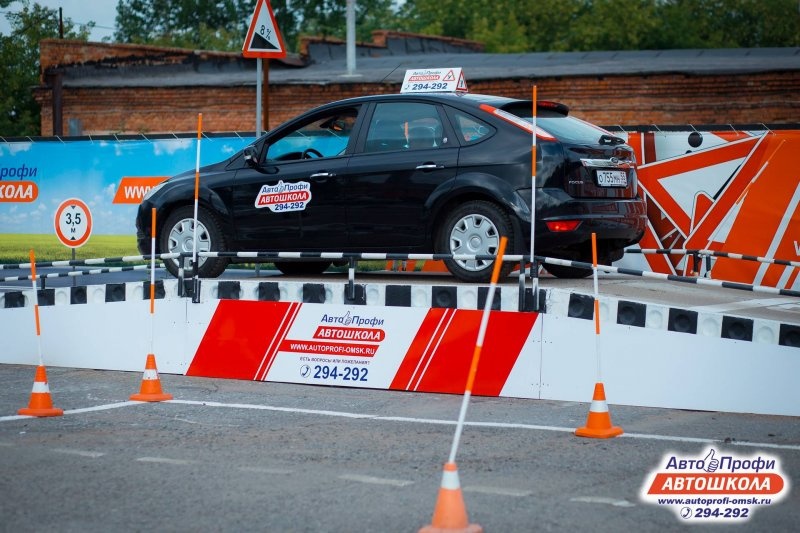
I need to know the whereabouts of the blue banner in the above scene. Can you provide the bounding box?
[0,136,255,235]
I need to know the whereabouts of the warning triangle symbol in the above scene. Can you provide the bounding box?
[456,72,468,92]
[242,0,286,58]
[250,32,278,51]
[442,70,456,82]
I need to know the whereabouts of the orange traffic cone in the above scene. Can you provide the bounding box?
[419,462,483,533]
[575,382,623,438]
[18,365,63,417]
[130,353,173,402]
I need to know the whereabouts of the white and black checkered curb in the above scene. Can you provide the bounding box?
[2,279,798,348]
[546,289,799,348]
[0,279,534,312]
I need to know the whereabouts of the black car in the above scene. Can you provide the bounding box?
[136,92,646,282]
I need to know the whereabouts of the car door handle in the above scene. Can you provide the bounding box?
[310,172,335,178]
[415,163,444,170]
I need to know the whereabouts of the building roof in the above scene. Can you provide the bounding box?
[280,47,800,85]
[45,34,800,89]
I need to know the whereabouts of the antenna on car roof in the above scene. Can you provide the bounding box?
[379,64,403,85]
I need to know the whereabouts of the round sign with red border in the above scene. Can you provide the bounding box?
[54,198,93,248]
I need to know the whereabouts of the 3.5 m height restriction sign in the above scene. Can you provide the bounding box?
[54,198,93,248]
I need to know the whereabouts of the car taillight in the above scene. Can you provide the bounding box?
[478,104,556,140]
[546,220,581,232]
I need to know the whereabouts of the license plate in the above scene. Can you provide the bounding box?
[596,170,627,187]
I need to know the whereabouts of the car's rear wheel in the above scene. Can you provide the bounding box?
[160,205,229,278]
[273,261,331,275]
[437,200,515,283]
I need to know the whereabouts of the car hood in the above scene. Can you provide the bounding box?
[166,158,233,183]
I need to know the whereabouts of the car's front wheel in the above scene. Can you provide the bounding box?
[160,205,229,278]
[437,200,515,283]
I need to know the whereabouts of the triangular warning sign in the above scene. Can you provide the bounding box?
[242,0,287,58]
[456,72,468,92]
[442,69,456,82]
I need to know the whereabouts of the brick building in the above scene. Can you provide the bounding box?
[33,31,800,136]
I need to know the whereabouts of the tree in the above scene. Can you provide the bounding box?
[399,0,800,52]
[113,0,253,50]
[113,0,401,52]
[655,0,800,49]
[290,0,399,45]
[0,0,91,136]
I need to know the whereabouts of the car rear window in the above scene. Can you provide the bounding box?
[536,115,612,144]
[502,102,614,144]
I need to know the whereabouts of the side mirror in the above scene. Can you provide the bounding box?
[244,146,259,168]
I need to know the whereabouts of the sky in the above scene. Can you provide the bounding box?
[0,0,118,41]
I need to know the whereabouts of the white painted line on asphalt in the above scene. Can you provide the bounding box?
[170,400,800,452]
[570,496,636,507]
[0,401,145,422]
[52,448,105,458]
[67,401,144,414]
[4,398,800,453]
[238,466,294,475]
[136,456,194,465]
[0,414,32,422]
[464,485,532,497]
[169,400,375,419]
[338,474,414,487]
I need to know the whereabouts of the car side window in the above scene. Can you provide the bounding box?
[364,102,446,153]
[266,108,358,162]
[452,111,493,144]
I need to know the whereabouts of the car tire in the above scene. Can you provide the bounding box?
[160,205,229,278]
[542,262,593,279]
[273,261,331,276]
[437,200,515,283]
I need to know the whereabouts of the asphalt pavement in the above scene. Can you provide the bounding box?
[0,364,797,532]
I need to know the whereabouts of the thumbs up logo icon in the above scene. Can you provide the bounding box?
[703,449,719,472]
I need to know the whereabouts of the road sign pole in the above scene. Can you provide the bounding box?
[243,0,286,135]
[256,58,262,136]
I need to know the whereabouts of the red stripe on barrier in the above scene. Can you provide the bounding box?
[391,308,455,391]
[187,300,295,379]
[256,301,301,381]
[392,309,537,396]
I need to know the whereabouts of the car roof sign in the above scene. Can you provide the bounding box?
[400,68,468,94]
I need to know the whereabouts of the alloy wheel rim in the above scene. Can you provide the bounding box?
[167,218,211,270]
[449,213,499,272]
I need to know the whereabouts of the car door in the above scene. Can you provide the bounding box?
[230,107,359,251]
[344,101,459,250]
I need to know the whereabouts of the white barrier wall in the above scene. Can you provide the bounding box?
[1,281,798,416]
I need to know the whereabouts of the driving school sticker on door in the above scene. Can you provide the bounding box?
[255,180,312,212]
